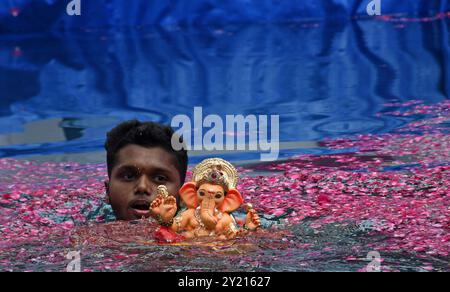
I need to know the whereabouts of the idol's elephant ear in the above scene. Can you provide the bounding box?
[218,188,244,213]
[179,182,198,209]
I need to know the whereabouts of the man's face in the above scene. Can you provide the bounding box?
[106,145,182,221]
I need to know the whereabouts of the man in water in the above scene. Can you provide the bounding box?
[103,120,187,221]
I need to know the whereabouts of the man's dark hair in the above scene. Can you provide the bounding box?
[104,120,188,182]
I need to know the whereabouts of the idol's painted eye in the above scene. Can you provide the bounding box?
[198,190,205,197]
[215,193,223,199]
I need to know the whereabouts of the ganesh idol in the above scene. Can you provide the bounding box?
[150,158,261,239]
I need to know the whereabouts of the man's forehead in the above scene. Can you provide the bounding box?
[115,144,177,171]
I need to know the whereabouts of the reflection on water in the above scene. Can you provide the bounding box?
[0,19,449,161]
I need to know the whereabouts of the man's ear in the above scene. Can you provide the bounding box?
[179,182,198,209]
[104,180,110,204]
[218,188,243,213]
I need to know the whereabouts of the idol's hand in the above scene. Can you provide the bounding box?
[150,186,177,223]
[244,203,261,231]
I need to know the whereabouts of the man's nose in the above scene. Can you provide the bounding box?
[134,176,153,196]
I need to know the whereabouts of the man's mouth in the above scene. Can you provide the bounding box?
[129,200,151,218]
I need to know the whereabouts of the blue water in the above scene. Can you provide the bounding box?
[0,19,449,162]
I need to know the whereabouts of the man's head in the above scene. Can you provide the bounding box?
[104,120,188,220]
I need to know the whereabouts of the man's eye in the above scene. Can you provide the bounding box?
[154,175,168,183]
[121,171,138,181]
